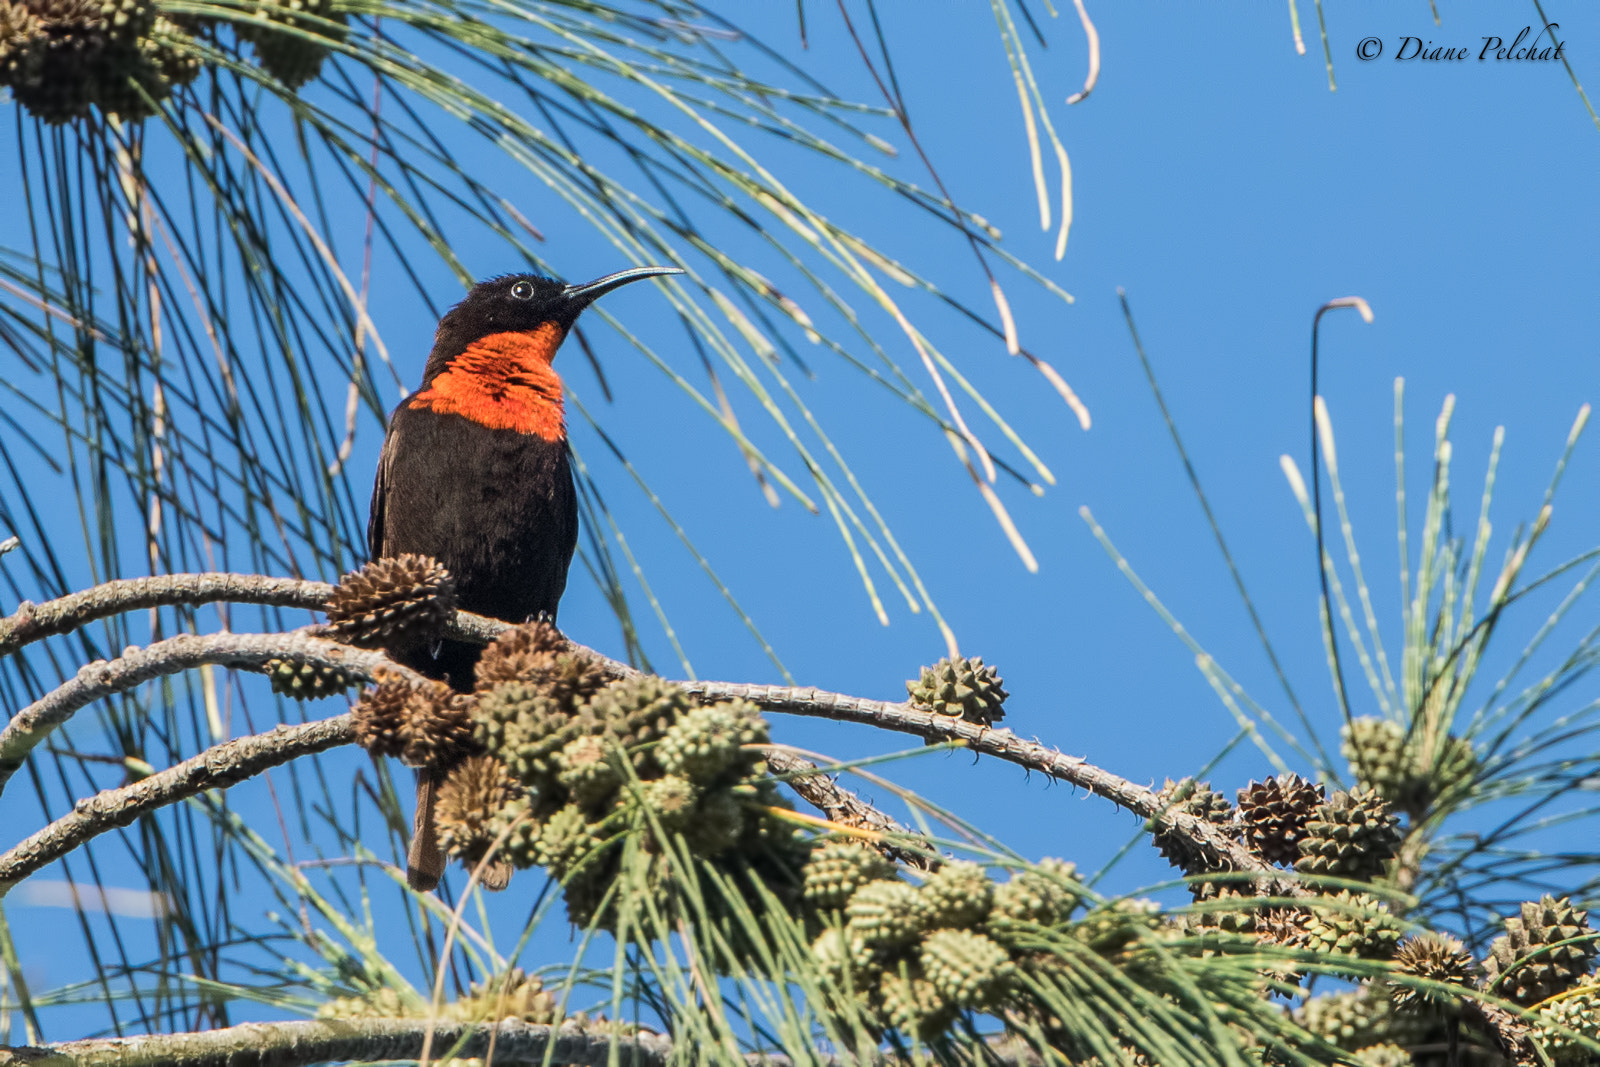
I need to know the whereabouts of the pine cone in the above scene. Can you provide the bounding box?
[846,880,926,950]
[918,928,1014,1009]
[235,0,344,89]
[399,679,478,770]
[905,655,1007,725]
[589,675,688,765]
[1390,931,1476,1013]
[803,840,896,912]
[265,657,357,700]
[1483,896,1598,1007]
[325,555,456,653]
[656,701,766,784]
[683,788,745,858]
[1237,774,1324,866]
[445,968,557,1025]
[436,754,518,863]
[488,795,541,869]
[812,926,879,993]
[534,803,605,878]
[1295,787,1402,883]
[473,620,566,690]
[1351,1044,1410,1067]
[1343,717,1477,817]
[555,734,620,809]
[1534,976,1600,1064]
[633,775,699,835]
[878,965,954,1043]
[1074,899,1162,956]
[475,680,592,788]
[914,860,993,929]
[351,674,410,758]
[316,986,416,1020]
[1293,986,1429,1052]
[1301,890,1403,960]
[988,859,1080,941]
[1149,777,1237,877]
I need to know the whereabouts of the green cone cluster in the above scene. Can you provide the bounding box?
[808,853,1082,1044]
[0,0,204,122]
[1534,978,1600,1065]
[265,656,357,700]
[905,655,1007,726]
[326,554,457,653]
[1483,895,1598,1007]
[1299,890,1403,960]
[1149,777,1236,878]
[1295,787,1402,882]
[1390,932,1477,1012]
[315,970,556,1026]
[1293,986,1431,1054]
[232,0,344,88]
[468,659,801,930]
[1341,716,1477,817]
[1236,774,1324,866]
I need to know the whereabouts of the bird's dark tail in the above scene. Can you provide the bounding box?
[394,638,483,892]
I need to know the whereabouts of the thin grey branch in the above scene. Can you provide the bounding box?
[0,632,417,795]
[0,1017,673,1067]
[679,681,1274,879]
[0,713,354,894]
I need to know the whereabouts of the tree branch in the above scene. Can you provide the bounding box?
[0,632,418,794]
[0,1017,673,1067]
[678,681,1273,879]
[0,713,354,894]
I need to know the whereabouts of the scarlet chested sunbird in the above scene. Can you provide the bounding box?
[367,266,682,891]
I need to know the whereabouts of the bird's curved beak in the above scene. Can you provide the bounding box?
[562,266,684,309]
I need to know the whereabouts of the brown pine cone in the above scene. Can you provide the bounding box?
[474,620,567,690]
[1236,774,1324,866]
[351,674,410,759]
[400,679,479,770]
[325,555,456,652]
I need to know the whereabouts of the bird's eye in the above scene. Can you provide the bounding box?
[510,281,535,300]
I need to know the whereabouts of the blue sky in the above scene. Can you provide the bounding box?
[5,0,1600,1029]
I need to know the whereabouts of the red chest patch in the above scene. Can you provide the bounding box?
[407,325,567,441]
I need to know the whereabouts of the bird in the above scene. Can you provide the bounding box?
[367,265,683,891]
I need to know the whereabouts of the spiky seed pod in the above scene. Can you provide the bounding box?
[445,968,558,1025]
[399,680,478,770]
[1483,896,1599,1008]
[812,927,879,993]
[488,796,541,869]
[1149,777,1237,876]
[1075,899,1163,956]
[1295,787,1403,882]
[1293,986,1421,1052]
[265,657,357,700]
[1342,717,1478,817]
[435,755,518,863]
[475,681,592,788]
[1351,1044,1411,1067]
[915,860,994,929]
[803,840,897,913]
[656,701,766,783]
[988,859,1081,944]
[235,0,345,89]
[473,620,566,690]
[846,879,927,950]
[1390,931,1477,1012]
[634,775,699,835]
[316,986,416,1020]
[878,966,954,1044]
[352,675,410,758]
[1236,774,1325,866]
[530,652,609,714]
[1180,886,1264,941]
[1301,891,1403,960]
[589,675,689,762]
[534,803,604,878]
[1534,978,1600,1065]
[556,735,620,809]
[919,928,1015,1009]
[683,788,745,858]
[905,655,1007,725]
[325,555,456,652]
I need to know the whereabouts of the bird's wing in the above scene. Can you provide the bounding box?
[367,408,402,561]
